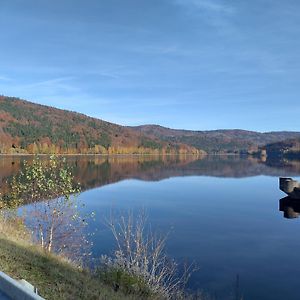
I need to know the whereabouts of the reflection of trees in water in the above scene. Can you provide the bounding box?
[25,199,90,262]
[0,157,23,195]
[266,157,300,175]
[1,155,300,199]
[70,155,300,186]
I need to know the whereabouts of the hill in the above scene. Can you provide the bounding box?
[1,96,299,155]
[131,125,300,154]
[265,138,300,158]
[0,96,200,155]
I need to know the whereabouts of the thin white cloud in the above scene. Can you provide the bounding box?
[10,76,80,94]
[174,0,235,14]
[0,75,11,81]
[172,0,237,35]
[87,66,142,79]
[23,76,76,88]
[0,76,81,102]
[130,45,179,55]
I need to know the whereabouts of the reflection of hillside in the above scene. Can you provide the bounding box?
[72,156,300,190]
[186,156,300,178]
[1,155,300,196]
[69,155,200,191]
[0,156,24,195]
[265,157,300,175]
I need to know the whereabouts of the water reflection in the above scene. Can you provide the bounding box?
[2,155,300,299]
[1,155,300,200]
[279,197,300,219]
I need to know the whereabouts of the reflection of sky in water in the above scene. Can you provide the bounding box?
[1,156,300,299]
[81,175,300,300]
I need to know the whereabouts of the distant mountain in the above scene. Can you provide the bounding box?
[0,96,200,155]
[131,125,300,154]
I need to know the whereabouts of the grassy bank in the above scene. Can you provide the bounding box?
[0,234,141,300]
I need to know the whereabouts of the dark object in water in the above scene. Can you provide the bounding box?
[279,197,300,219]
[279,177,300,200]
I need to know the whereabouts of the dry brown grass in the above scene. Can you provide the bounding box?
[0,233,143,300]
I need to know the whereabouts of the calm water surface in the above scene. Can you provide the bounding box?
[1,155,300,300]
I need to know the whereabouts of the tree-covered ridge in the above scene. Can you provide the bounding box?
[132,125,300,154]
[265,138,300,158]
[0,96,201,154]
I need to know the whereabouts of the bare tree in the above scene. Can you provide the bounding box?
[8,155,92,261]
[101,211,196,299]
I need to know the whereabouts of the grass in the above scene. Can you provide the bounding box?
[0,234,143,300]
[97,266,154,298]
[0,215,205,300]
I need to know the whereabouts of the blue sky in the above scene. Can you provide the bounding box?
[0,0,299,131]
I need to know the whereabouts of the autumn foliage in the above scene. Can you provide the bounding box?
[0,96,201,155]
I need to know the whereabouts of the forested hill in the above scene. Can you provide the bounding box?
[131,125,300,154]
[265,138,300,158]
[0,96,200,155]
[1,96,299,155]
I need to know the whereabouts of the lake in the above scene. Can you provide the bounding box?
[1,155,300,300]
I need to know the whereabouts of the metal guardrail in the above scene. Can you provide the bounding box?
[0,271,44,300]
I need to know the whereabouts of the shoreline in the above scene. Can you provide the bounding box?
[0,153,243,157]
